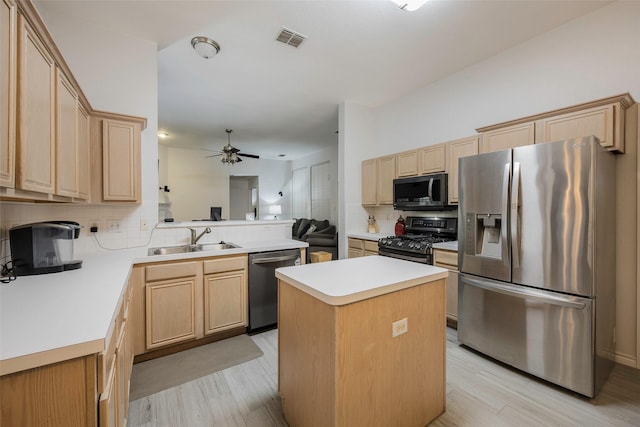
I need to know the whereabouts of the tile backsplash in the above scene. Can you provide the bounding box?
[0,201,293,264]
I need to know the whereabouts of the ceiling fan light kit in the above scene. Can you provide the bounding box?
[191,36,221,59]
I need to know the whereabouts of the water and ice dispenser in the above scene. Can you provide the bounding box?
[465,213,503,259]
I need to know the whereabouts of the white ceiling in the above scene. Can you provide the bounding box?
[35,0,611,160]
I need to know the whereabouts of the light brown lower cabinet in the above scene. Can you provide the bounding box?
[433,248,458,327]
[140,254,250,354]
[347,237,378,258]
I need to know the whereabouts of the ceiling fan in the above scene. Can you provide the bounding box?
[202,129,260,164]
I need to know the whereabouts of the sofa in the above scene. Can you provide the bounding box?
[292,218,338,262]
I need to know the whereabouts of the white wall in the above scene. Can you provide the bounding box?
[341,0,640,366]
[0,6,158,256]
[160,146,292,222]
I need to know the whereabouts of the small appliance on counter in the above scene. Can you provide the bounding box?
[9,222,82,276]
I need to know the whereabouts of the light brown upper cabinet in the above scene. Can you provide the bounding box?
[77,103,90,199]
[447,135,479,204]
[361,158,377,206]
[0,0,16,188]
[377,155,396,205]
[91,114,144,204]
[477,94,634,154]
[420,143,447,174]
[396,150,419,177]
[16,14,55,194]
[479,122,535,154]
[55,69,78,198]
[538,103,624,152]
[361,155,396,206]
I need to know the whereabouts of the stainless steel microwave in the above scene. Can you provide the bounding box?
[393,173,454,211]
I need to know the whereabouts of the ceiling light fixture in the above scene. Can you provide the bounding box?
[191,36,221,59]
[158,132,169,138]
[390,0,429,11]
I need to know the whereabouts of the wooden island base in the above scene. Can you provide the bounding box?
[278,277,446,427]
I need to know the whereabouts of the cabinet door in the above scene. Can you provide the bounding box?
[16,15,55,194]
[348,248,364,258]
[116,325,127,427]
[377,155,395,205]
[480,122,534,154]
[396,150,419,177]
[361,159,377,205]
[420,144,446,174]
[0,0,16,188]
[103,119,140,202]
[146,278,198,349]
[76,104,90,199]
[56,69,78,197]
[446,270,458,321]
[99,361,118,427]
[204,270,247,334]
[447,136,479,204]
[540,103,622,152]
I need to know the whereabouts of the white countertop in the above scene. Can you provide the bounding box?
[432,241,458,251]
[276,256,448,306]
[0,250,141,374]
[0,239,308,375]
[347,232,390,241]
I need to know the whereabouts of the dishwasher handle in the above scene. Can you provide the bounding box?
[251,254,299,264]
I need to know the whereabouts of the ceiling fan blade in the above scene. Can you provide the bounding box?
[236,157,243,163]
[238,152,259,159]
[205,154,222,158]
[200,148,221,153]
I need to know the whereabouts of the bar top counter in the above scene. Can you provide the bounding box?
[275,255,448,305]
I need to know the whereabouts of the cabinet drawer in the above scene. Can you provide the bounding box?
[146,261,199,282]
[203,255,247,274]
[434,249,458,269]
[363,240,378,253]
[348,238,364,250]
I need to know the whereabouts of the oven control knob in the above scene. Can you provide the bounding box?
[397,241,403,247]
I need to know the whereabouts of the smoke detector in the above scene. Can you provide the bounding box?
[276,27,307,48]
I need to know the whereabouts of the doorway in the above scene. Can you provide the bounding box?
[230,176,259,220]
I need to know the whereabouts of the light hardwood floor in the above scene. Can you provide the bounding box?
[127,328,640,426]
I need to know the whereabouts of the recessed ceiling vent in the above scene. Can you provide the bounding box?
[276,27,306,48]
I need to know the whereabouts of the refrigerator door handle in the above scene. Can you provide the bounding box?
[511,161,521,268]
[501,163,510,261]
[463,276,586,309]
[428,178,433,201]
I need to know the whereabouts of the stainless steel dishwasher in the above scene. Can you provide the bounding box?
[248,249,300,333]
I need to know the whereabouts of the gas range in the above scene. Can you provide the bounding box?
[378,217,457,264]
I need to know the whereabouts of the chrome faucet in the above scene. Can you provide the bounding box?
[189,227,211,245]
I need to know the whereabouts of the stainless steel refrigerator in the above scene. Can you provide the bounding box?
[457,136,616,397]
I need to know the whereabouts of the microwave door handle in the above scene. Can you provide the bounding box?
[501,164,510,265]
[428,178,433,201]
[511,162,521,268]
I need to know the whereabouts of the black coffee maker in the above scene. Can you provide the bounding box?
[9,221,83,276]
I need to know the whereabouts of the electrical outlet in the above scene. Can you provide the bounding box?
[140,218,149,231]
[107,219,122,233]
[392,317,408,337]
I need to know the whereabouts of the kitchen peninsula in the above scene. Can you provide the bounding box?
[276,256,448,427]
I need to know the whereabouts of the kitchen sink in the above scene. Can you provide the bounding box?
[147,241,239,256]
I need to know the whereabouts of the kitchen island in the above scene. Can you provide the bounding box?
[275,256,448,427]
